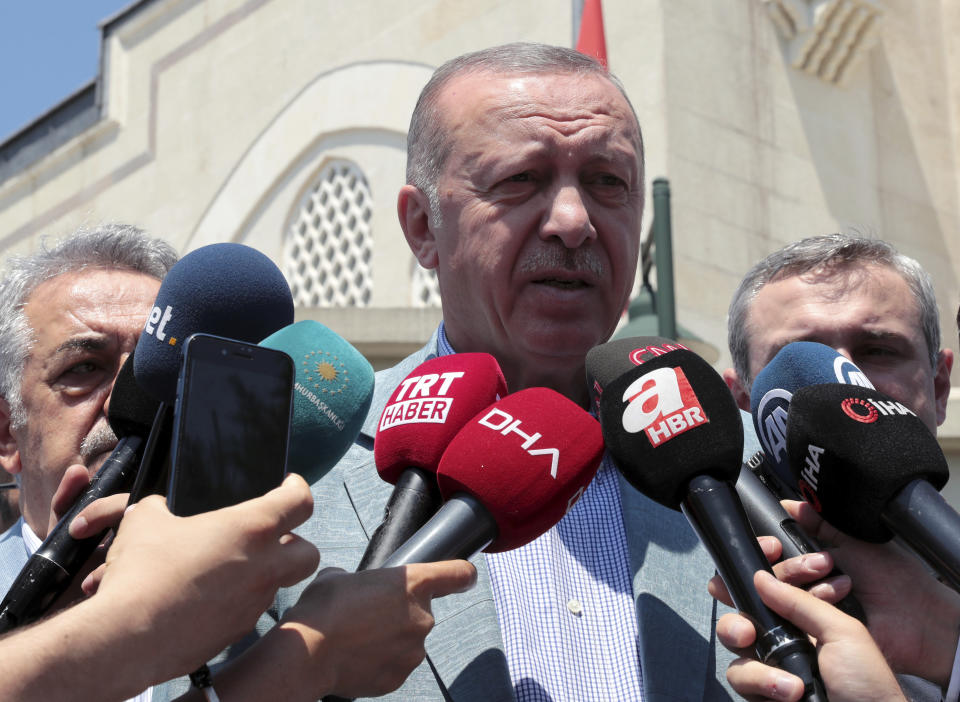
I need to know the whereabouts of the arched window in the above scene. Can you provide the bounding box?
[285,160,373,307]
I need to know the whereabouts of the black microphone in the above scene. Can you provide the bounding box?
[786,383,960,591]
[0,352,159,632]
[594,344,827,702]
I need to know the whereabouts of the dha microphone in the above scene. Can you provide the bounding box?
[358,354,506,570]
[382,387,603,566]
[786,383,960,591]
[751,341,874,499]
[134,243,294,404]
[596,346,826,702]
[261,320,375,485]
[0,351,159,633]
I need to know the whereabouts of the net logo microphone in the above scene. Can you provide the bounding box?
[620,366,708,446]
[144,304,176,344]
[477,408,560,478]
[379,370,465,430]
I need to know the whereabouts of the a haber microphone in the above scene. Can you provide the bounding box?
[359,353,506,570]
[0,352,159,633]
[786,383,960,591]
[134,242,295,404]
[382,387,603,566]
[261,320,375,484]
[596,347,826,702]
[751,341,874,499]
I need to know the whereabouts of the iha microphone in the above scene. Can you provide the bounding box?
[786,383,960,591]
[0,351,160,633]
[261,320,375,485]
[382,387,603,566]
[359,353,506,570]
[597,347,826,702]
[134,243,294,404]
[751,341,874,499]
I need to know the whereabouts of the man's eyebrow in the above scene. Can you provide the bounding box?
[53,335,110,357]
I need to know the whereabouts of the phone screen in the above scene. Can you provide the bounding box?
[167,334,293,517]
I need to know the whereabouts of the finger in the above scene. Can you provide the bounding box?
[231,473,315,536]
[81,563,108,596]
[753,570,864,643]
[51,465,91,521]
[708,572,732,606]
[770,551,835,586]
[69,493,130,538]
[407,560,478,601]
[807,574,852,603]
[710,536,780,607]
[781,500,840,546]
[758,535,783,564]
[727,656,804,702]
[717,612,758,651]
[271,534,320,588]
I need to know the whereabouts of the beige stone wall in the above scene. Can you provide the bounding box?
[1,0,958,469]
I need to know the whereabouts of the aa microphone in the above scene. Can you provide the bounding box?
[134,243,294,404]
[786,383,960,590]
[0,352,159,632]
[596,346,826,702]
[261,320,375,485]
[382,387,603,566]
[751,341,874,499]
[358,353,506,570]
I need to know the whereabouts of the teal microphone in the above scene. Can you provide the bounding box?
[261,320,375,483]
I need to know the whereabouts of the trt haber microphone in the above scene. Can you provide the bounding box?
[751,341,873,498]
[598,348,826,701]
[359,353,506,570]
[382,387,603,566]
[134,243,294,403]
[0,351,160,633]
[785,383,960,590]
[261,320,375,485]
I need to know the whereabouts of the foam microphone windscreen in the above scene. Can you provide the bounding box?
[785,383,948,542]
[260,320,375,484]
[599,349,744,510]
[374,353,507,485]
[134,243,294,403]
[435,387,603,552]
[585,336,691,414]
[750,341,873,490]
[108,350,161,438]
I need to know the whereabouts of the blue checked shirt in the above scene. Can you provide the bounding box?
[437,324,644,702]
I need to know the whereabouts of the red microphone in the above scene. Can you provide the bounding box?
[358,353,506,569]
[382,387,603,565]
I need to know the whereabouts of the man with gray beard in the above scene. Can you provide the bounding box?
[0,224,176,604]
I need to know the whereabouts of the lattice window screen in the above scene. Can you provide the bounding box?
[411,263,441,307]
[285,160,373,307]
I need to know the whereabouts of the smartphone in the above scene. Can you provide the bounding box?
[167,333,294,517]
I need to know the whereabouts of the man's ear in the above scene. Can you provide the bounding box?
[0,398,22,476]
[722,368,751,412]
[397,185,439,269]
[934,348,954,427]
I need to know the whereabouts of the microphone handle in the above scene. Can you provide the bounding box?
[883,479,960,594]
[0,435,144,633]
[381,493,497,568]
[737,458,867,624]
[357,467,442,571]
[682,474,827,702]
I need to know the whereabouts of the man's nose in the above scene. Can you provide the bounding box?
[540,184,596,248]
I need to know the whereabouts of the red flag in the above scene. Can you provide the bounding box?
[576,0,608,69]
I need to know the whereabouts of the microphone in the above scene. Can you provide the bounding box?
[260,320,375,485]
[785,383,960,590]
[134,243,294,404]
[751,341,874,499]
[382,387,603,566]
[358,353,506,570]
[595,345,826,701]
[0,352,159,632]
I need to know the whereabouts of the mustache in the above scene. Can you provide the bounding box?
[516,244,605,279]
[79,424,118,463]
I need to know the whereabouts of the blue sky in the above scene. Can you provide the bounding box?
[0,1,133,142]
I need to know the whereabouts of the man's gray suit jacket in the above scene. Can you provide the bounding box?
[255,333,742,702]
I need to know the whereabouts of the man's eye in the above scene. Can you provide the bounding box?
[595,173,626,187]
[505,172,533,183]
[65,361,98,375]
